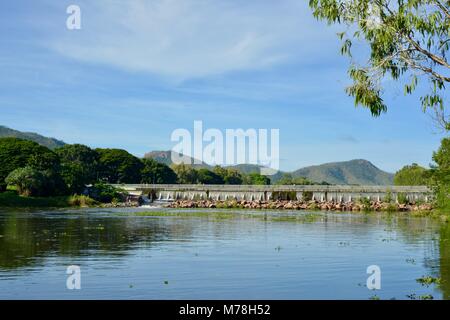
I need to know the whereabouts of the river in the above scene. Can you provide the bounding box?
[0,207,448,299]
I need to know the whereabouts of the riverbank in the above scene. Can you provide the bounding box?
[168,199,434,212]
[0,191,140,208]
[0,191,444,218]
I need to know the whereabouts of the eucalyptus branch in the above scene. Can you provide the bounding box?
[433,0,450,20]
[405,34,450,69]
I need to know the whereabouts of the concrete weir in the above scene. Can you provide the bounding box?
[113,184,432,203]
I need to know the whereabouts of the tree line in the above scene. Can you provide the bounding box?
[393,138,450,209]
[0,137,272,198]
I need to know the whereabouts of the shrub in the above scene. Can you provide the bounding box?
[302,191,313,201]
[89,182,125,203]
[358,197,372,211]
[397,193,409,205]
[68,195,98,207]
[384,190,393,203]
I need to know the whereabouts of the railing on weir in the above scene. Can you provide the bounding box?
[111,184,431,193]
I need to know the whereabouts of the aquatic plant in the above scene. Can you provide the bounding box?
[416,276,441,287]
[68,195,98,207]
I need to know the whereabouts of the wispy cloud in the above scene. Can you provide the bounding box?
[337,134,359,143]
[48,0,337,80]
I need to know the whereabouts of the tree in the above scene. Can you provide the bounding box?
[394,163,430,185]
[0,138,60,191]
[243,173,271,185]
[96,148,143,184]
[55,144,100,193]
[141,158,177,184]
[430,138,450,208]
[171,164,198,184]
[196,168,224,184]
[276,173,314,185]
[213,166,243,184]
[89,182,124,203]
[431,137,450,185]
[309,0,450,131]
[6,167,48,197]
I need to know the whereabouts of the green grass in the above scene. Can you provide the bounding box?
[0,191,97,208]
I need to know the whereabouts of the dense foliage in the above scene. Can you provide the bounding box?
[309,0,450,131]
[88,182,124,203]
[394,163,430,185]
[213,166,243,185]
[196,168,224,184]
[171,164,271,185]
[0,137,279,202]
[171,164,199,184]
[430,138,450,209]
[0,138,60,191]
[276,173,315,185]
[96,148,144,184]
[243,173,271,185]
[141,158,177,184]
[55,144,100,193]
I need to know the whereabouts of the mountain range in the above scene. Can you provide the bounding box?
[144,150,394,185]
[1,125,394,185]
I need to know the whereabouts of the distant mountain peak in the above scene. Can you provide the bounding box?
[291,159,393,185]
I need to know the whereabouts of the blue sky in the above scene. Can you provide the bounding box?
[0,0,445,173]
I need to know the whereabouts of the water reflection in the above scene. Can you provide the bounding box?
[0,209,448,299]
[0,210,195,269]
[440,223,450,300]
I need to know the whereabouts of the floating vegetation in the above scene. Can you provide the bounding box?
[369,295,380,300]
[416,276,441,287]
[408,293,435,300]
[120,210,324,224]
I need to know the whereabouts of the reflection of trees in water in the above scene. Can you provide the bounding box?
[0,214,194,270]
[1,211,450,299]
[393,215,450,300]
[439,223,450,300]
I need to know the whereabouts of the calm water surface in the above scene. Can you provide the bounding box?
[0,207,449,300]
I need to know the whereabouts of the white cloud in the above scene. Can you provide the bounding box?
[50,0,337,80]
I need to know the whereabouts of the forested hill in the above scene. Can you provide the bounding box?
[0,125,65,150]
[290,159,394,185]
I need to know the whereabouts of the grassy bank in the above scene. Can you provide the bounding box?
[0,191,98,208]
